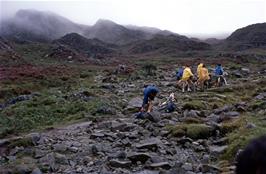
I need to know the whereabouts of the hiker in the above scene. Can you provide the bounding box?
[236,135,266,174]
[197,63,203,78]
[197,64,210,90]
[140,85,159,113]
[176,66,184,81]
[214,63,228,86]
[181,65,194,92]
[159,92,176,113]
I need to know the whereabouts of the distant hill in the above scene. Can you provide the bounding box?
[204,38,224,45]
[83,19,149,45]
[54,33,116,57]
[0,9,86,42]
[126,34,211,54]
[225,23,266,50]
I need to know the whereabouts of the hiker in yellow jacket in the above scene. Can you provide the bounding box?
[181,65,194,92]
[197,63,203,78]
[198,64,210,90]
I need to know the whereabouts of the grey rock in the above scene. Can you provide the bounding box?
[200,164,220,173]
[127,97,143,109]
[53,144,67,152]
[90,132,105,139]
[54,153,68,165]
[35,149,47,158]
[31,168,43,174]
[116,151,127,159]
[109,159,132,168]
[127,152,151,164]
[149,162,171,170]
[38,153,56,171]
[241,68,250,74]
[201,154,210,164]
[246,122,256,129]
[134,170,160,174]
[68,146,79,153]
[183,110,200,118]
[136,141,158,151]
[90,145,99,155]
[214,105,232,114]
[209,145,228,156]
[182,163,193,171]
[225,111,240,117]
[145,112,160,123]
[255,92,266,100]
[27,133,41,145]
[14,164,31,174]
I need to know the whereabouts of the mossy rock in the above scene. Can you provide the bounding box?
[169,123,214,139]
[183,117,204,124]
[8,137,34,149]
[182,101,206,110]
[186,124,214,139]
[249,100,266,110]
[219,118,244,135]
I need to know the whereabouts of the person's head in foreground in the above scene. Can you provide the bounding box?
[236,135,266,174]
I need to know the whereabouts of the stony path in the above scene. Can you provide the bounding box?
[0,113,224,174]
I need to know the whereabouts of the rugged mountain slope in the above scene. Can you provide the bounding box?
[126,34,211,54]
[54,33,116,57]
[225,23,266,50]
[83,19,149,45]
[0,9,86,42]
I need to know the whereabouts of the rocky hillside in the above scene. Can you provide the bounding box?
[127,34,211,54]
[0,55,266,173]
[83,19,149,45]
[0,9,86,42]
[54,33,116,57]
[225,23,266,50]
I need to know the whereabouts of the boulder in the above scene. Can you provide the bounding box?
[145,112,160,123]
[149,162,171,170]
[124,97,143,113]
[127,152,151,164]
[109,159,132,168]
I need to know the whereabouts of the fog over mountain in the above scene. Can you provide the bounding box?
[0,9,87,42]
[2,0,265,39]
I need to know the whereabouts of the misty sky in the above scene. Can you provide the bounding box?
[1,0,266,39]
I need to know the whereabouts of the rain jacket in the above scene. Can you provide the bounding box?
[143,86,159,107]
[215,65,224,76]
[176,67,184,79]
[199,67,210,81]
[181,67,194,81]
[197,63,203,76]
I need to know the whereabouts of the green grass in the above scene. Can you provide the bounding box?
[0,91,106,138]
[221,113,266,161]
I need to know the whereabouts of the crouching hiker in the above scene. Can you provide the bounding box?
[159,92,176,113]
[136,85,159,119]
[141,85,159,112]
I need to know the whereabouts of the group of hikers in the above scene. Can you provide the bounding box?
[137,64,266,174]
[176,63,228,92]
[138,63,228,114]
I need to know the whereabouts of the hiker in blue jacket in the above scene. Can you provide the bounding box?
[214,64,228,86]
[176,67,184,81]
[215,64,224,76]
[140,85,159,113]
